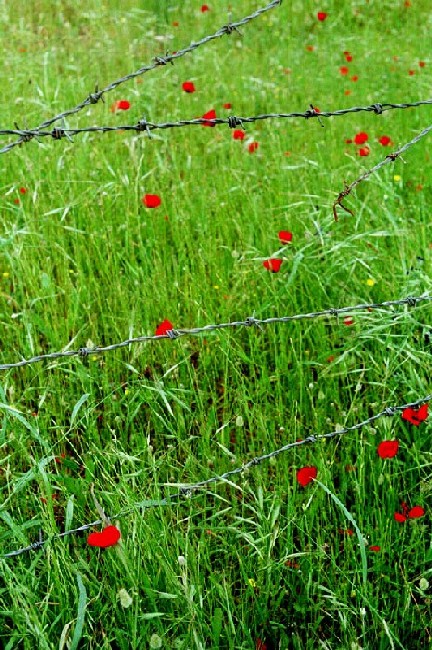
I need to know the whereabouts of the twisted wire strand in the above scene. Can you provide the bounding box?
[0,294,430,371]
[1,99,432,152]
[2,391,430,559]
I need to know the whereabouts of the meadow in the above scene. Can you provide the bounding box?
[0,0,431,648]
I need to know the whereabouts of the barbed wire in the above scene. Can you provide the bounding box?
[2,390,430,559]
[2,99,432,151]
[333,120,432,220]
[0,0,283,156]
[0,294,430,372]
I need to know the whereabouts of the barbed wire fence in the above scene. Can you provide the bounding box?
[2,391,431,559]
[1,0,431,559]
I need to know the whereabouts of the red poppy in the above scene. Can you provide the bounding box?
[408,69,415,76]
[256,639,267,650]
[232,129,245,141]
[358,147,370,157]
[344,51,353,62]
[223,103,232,109]
[419,61,425,68]
[172,21,179,27]
[354,132,368,145]
[394,512,407,523]
[317,12,328,21]
[248,142,259,153]
[340,66,349,75]
[345,138,353,144]
[402,403,428,425]
[182,81,196,94]
[87,525,121,548]
[201,4,210,12]
[155,319,174,336]
[111,100,130,112]
[343,316,354,326]
[296,466,317,487]
[351,75,359,82]
[19,187,27,194]
[263,259,283,273]
[306,45,314,52]
[202,109,216,127]
[369,545,381,552]
[278,230,293,244]
[408,506,425,519]
[142,194,161,208]
[339,528,354,536]
[377,440,399,459]
[378,135,391,146]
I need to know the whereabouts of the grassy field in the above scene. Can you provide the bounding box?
[0,0,431,648]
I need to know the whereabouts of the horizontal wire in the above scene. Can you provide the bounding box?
[0,294,430,371]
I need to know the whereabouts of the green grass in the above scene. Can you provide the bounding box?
[0,0,431,648]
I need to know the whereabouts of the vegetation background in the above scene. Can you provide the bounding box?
[0,0,431,648]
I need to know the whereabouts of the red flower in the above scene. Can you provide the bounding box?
[402,403,428,425]
[19,187,27,194]
[202,109,216,127]
[317,12,328,21]
[142,194,161,208]
[354,132,368,145]
[248,142,259,153]
[87,525,121,548]
[344,51,353,62]
[296,466,317,487]
[408,69,415,76]
[256,639,267,650]
[419,61,425,68]
[111,100,130,112]
[408,506,425,519]
[378,135,391,146]
[358,147,370,157]
[263,259,283,273]
[201,4,210,11]
[306,45,314,52]
[278,230,293,244]
[345,138,353,144]
[232,129,245,141]
[182,81,196,93]
[340,66,349,75]
[339,528,354,536]
[155,319,174,336]
[394,512,407,523]
[223,103,232,109]
[369,545,381,552]
[377,440,399,459]
[343,316,354,326]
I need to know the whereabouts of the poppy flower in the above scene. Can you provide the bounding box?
[111,100,131,112]
[87,525,121,548]
[419,61,425,68]
[317,12,328,21]
[142,194,161,208]
[182,81,196,93]
[296,466,317,487]
[408,506,425,519]
[19,187,27,194]
[344,51,353,62]
[232,129,245,141]
[377,440,399,459]
[201,4,210,11]
[223,103,232,109]
[394,512,407,523]
[408,69,415,76]
[339,528,354,536]
[358,147,370,157]
[345,138,353,144]
[202,109,216,127]
[378,135,391,146]
[340,66,349,75]
[343,316,354,326]
[354,132,368,145]
[306,45,314,52]
[155,319,174,336]
[402,403,428,425]
[369,545,381,552]
[248,142,259,153]
[263,259,283,273]
[278,230,293,244]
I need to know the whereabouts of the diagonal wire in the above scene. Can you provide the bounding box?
[333,120,432,220]
[0,294,430,371]
[1,391,430,559]
[2,99,432,150]
[0,0,283,156]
